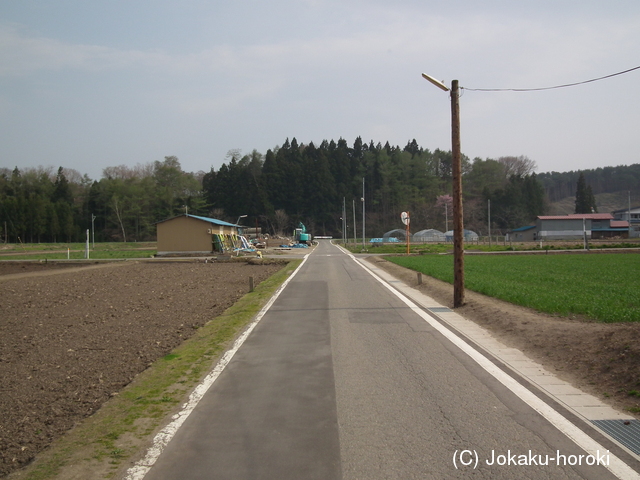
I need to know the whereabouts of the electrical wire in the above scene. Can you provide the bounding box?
[462,64,640,92]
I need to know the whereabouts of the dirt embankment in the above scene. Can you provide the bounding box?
[0,260,282,478]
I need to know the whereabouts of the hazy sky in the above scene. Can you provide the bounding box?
[1,0,639,180]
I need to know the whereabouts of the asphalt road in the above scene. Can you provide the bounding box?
[140,240,630,480]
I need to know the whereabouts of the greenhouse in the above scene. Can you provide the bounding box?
[413,229,445,243]
[382,228,408,242]
[444,229,479,242]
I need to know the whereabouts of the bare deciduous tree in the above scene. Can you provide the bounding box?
[498,156,537,178]
[272,209,289,237]
[113,197,127,242]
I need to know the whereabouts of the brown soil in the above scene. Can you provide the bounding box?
[0,260,282,478]
[368,257,640,419]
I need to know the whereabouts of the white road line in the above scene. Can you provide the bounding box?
[124,254,310,480]
[350,254,640,480]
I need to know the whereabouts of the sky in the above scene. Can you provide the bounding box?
[1,0,640,181]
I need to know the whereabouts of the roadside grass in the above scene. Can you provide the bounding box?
[0,242,156,260]
[388,253,640,323]
[12,259,301,480]
[344,243,512,255]
[343,241,640,255]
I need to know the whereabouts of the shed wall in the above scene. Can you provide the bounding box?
[156,216,238,254]
[537,218,591,240]
[510,228,536,242]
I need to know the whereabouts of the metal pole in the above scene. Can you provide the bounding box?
[91,214,96,249]
[451,79,465,307]
[343,197,346,245]
[488,199,491,247]
[445,203,448,233]
[406,211,410,255]
[629,191,632,239]
[362,177,366,250]
[352,199,357,248]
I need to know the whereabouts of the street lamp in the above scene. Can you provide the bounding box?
[235,214,247,225]
[422,73,465,307]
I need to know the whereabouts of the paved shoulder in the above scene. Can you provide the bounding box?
[143,248,341,480]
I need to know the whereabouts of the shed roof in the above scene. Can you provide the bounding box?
[383,228,408,238]
[511,225,536,232]
[612,206,640,214]
[610,220,630,228]
[538,214,613,220]
[156,214,240,227]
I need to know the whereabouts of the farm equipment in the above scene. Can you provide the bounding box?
[294,222,313,245]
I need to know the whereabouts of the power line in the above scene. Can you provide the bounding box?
[462,65,640,92]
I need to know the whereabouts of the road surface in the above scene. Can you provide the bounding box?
[138,240,637,480]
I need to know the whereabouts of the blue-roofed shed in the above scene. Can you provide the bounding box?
[508,225,536,242]
[156,214,242,255]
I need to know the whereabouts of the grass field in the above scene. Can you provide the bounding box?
[0,242,156,260]
[388,253,640,323]
[344,240,640,255]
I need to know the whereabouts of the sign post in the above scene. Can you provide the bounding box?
[401,211,410,255]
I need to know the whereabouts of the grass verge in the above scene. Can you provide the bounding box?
[10,259,301,480]
[0,242,157,260]
[342,241,640,255]
[388,253,639,323]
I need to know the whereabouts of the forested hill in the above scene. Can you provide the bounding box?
[202,138,544,238]
[1,136,637,243]
[537,164,640,203]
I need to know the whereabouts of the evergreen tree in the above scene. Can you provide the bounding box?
[52,167,73,205]
[575,172,597,213]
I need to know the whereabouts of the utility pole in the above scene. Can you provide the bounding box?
[422,73,465,307]
[451,79,465,307]
[629,191,632,239]
[352,199,356,248]
[362,177,366,250]
[488,199,491,247]
[342,197,347,248]
[91,214,96,249]
[445,203,448,232]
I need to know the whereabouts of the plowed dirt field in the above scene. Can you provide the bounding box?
[0,260,282,478]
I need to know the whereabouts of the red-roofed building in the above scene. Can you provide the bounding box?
[612,206,640,238]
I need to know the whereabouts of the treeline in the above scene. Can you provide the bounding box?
[1,137,547,243]
[203,138,545,237]
[538,164,640,202]
[0,158,204,243]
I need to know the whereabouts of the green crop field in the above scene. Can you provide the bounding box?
[0,242,156,260]
[388,253,640,323]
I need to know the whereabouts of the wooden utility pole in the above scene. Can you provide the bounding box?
[451,80,465,307]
